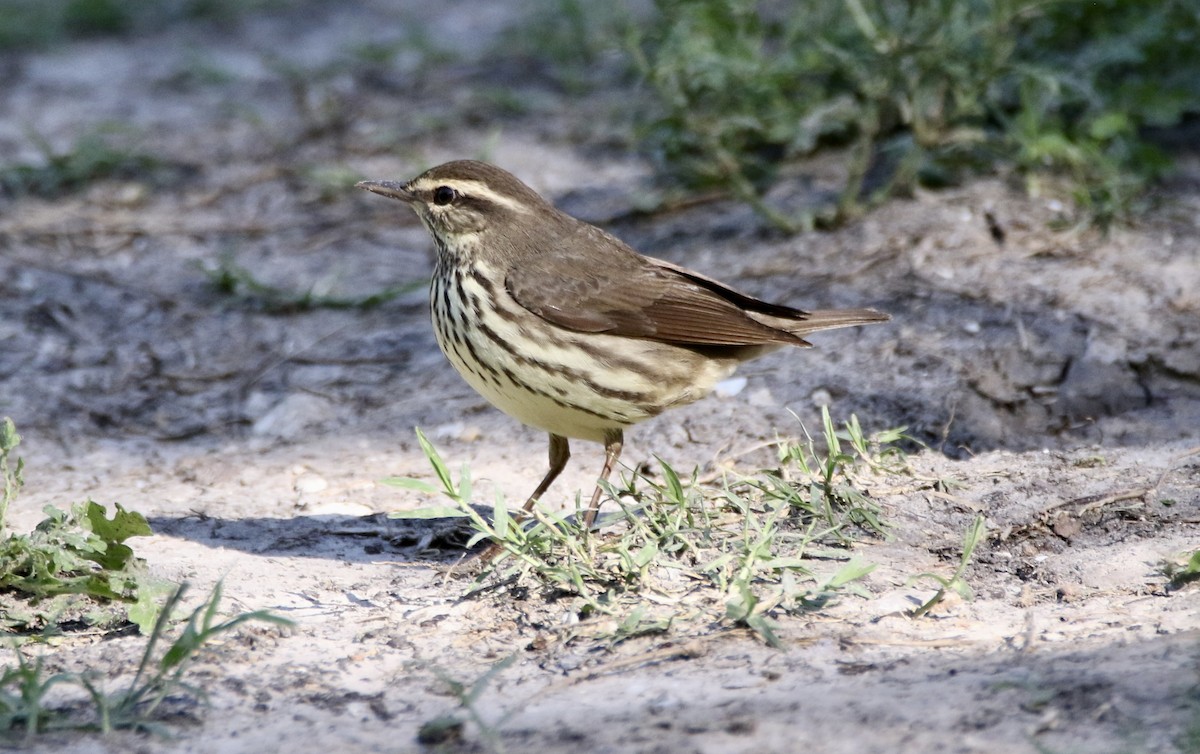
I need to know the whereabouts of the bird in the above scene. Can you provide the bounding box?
[357,160,889,531]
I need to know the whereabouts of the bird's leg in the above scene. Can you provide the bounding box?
[519,433,570,515]
[582,429,623,529]
[477,434,570,563]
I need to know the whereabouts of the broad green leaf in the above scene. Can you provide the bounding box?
[84,501,152,544]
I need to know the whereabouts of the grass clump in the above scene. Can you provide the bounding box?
[1162,549,1200,593]
[0,418,292,738]
[416,654,515,753]
[202,255,424,313]
[389,408,906,647]
[908,513,986,618]
[0,130,189,200]
[0,582,291,738]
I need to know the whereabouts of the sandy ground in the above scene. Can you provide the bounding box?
[1,2,1198,753]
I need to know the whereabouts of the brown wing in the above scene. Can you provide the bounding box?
[504,227,811,347]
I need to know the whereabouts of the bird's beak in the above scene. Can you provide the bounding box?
[355,180,414,203]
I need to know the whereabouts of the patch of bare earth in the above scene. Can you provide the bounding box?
[1,3,1197,753]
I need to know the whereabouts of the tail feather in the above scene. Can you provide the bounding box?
[752,307,891,340]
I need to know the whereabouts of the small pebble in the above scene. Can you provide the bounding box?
[294,473,329,494]
[714,376,747,397]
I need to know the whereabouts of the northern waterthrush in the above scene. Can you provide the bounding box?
[358,160,889,529]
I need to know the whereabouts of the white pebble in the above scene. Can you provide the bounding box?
[714,376,748,397]
[294,473,329,494]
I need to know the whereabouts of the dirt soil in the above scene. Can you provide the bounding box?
[2,3,1198,753]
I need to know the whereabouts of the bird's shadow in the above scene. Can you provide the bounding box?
[148,504,625,566]
[146,510,492,565]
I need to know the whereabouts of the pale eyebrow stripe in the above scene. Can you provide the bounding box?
[409,178,531,213]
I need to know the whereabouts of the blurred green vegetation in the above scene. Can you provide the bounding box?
[2,0,1195,227]
[636,0,1196,227]
[0,129,194,199]
[0,0,283,49]
[517,0,1199,229]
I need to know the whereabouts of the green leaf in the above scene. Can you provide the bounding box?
[1166,549,1200,590]
[414,427,456,497]
[84,501,153,544]
[743,612,782,649]
[127,579,174,634]
[0,417,19,453]
[463,653,516,706]
[765,556,811,571]
[823,558,876,589]
[457,462,472,503]
[872,426,909,444]
[464,531,491,549]
[1088,111,1131,141]
[87,541,135,571]
[380,477,440,494]
[659,458,684,503]
[820,405,841,457]
[633,541,659,568]
[492,496,510,539]
[388,506,470,520]
[725,580,757,622]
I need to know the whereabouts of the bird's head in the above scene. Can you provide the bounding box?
[357,160,555,257]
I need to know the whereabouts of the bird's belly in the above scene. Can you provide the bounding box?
[430,271,735,442]
[436,325,717,443]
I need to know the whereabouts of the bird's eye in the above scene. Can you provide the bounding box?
[433,186,456,206]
